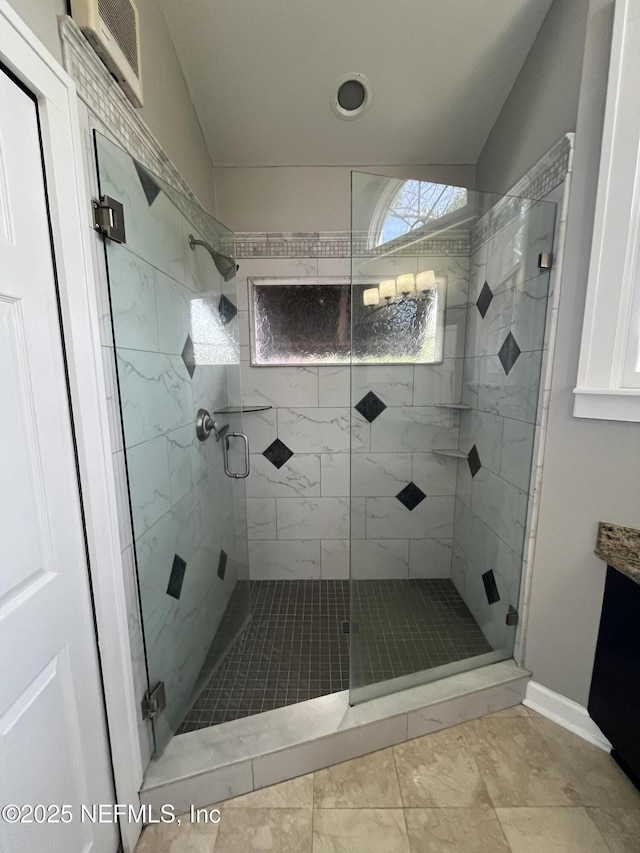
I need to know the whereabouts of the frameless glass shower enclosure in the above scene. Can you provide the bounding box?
[95,133,557,761]
[349,172,556,703]
[95,134,250,755]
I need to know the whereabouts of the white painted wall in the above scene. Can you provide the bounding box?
[478,0,640,707]
[4,0,65,60]
[6,0,217,212]
[215,164,475,233]
[475,0,589,194]
[524,0,640,707]
[134,0,216,213]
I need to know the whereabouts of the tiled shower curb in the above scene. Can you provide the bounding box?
[140,660,528,813]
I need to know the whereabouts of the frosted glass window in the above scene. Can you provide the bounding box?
[250,278,444,365]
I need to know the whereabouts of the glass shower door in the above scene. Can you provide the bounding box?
[94,133,250,754]
[349,171,556,704]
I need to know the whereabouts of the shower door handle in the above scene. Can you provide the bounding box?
[223,432,250,479]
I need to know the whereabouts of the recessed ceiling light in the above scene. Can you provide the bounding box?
[331,73,373,120]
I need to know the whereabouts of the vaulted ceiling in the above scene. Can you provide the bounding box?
[159,0,554,167]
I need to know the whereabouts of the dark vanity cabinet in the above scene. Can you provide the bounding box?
[588,565,640,788]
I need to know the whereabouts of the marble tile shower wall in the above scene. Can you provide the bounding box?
[452,201,556,650]
[96,137,247,741]
[230,250,469,581]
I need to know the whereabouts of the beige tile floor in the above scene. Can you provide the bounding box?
[135,705,640,852]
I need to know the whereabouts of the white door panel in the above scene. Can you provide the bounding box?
[0,296,50,599]
[0,68,118,853]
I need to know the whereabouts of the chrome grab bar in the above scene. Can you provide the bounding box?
[223,432,250,479]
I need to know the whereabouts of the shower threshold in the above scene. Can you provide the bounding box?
[140,658,529,814]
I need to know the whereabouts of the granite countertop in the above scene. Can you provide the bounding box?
[595,522,640,584]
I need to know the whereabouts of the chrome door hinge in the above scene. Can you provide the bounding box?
[141,682,166,720]
[92,195,126,243]
[506,606,519,627]
[537,252,553,270]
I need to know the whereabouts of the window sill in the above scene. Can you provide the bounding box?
[573,388,640,422]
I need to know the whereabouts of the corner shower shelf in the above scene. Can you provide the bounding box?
[433,449,469,460]
[214,405,272,414]
[434,403,472,410]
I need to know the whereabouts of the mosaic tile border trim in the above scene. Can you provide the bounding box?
[471,135,573,251]
[60,14,571,264]
[509,134,573,202]
[235,232,470,259]
[59,16,219,247]
[60,16,469,262]
[60,17,196,201]
[235,140,571,260]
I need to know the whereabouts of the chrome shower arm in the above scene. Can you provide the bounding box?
[188,233,239,281]
[188,234,216,256]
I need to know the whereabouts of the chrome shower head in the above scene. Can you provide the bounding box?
[188,234,238,282]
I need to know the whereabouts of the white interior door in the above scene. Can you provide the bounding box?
[0,68,119,853]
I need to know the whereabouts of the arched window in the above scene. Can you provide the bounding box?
[370,179,468,247]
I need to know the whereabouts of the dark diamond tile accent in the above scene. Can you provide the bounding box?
[263,438,294,469]
[219,294,237,325]
[167,554,187,600]
[476,280,493,318]
[396,481,427,511]
[498,331,521,375]
[181,334,196,379]
[217,549,228,581]
[467,444,482,478]
[355,390,387,423]
[482,569,500,605]
[134,160,161,206]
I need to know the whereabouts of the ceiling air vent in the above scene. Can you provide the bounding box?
[70,0,143,107]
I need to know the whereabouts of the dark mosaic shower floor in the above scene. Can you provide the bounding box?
[350,578,493,685]
[178,579,492,733]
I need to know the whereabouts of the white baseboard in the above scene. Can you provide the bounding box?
[524,681,612,752]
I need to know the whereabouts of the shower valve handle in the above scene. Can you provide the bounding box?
[195,408,227,442]
[195,409,249,478]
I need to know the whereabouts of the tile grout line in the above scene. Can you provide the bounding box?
[456,715,495,810]
[492,804,515,853]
